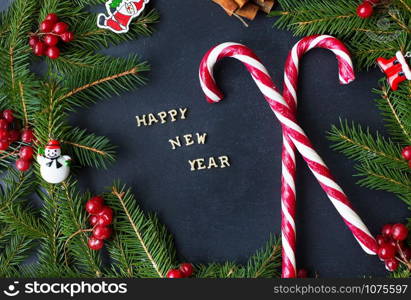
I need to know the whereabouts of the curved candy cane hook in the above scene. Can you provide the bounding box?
[199,40,378,277]
[281,35,356,278]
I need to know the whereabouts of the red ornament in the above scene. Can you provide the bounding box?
[19,146,34,160]
[0,140,9,151]
[391,223,408,241]
[166,269,184,278]
[377,52,411,91]
[93,225,112,240]
[45,46,60,60]
[378,243,397,260]
[384,258,399,272]
[29,36,39,48]
[40,20,54,33]
[88,236,104,250]
[0,119,8,130]
[53,22,69,35]
[0,129,9,140]
[402,146,411,161]
[8,130,20,143]
[297,269,308,278]
[61,31,74,43]
[357,2,374,19]
[85,198,104,215]
[44,34,59,46]
[179,263,194,277]
[45,13,59,24]
[2,110,14,123]
[381,224,393,237]
[16,159,31,172]
[21,129,34,143]
[34,41,46,56]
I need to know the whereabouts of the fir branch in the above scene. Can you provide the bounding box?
[106,184,176,278]
[0,235,33,277]
[246,235,281,278]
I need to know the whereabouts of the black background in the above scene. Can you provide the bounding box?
[1,0,409,278]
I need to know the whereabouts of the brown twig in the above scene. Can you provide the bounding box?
[61,140,107,156]
[9,47,15,90]
[18,81,29,127]
[64,228,94,266]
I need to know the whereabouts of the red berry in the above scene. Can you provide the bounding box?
[97,206,113,226]
[61,31,74,43]
[89,215,99,226]
[381,224,393,237]
[88,236,104,250]
[297,269,308,278]
[166,269,184,278]
[376,234,387,246]
[29,36,39,48]
[0,140,9,151]
[0,129,9,140]
[45,46,60,60]
[33,41,46,56]
[92,225,112,240]
[21,129,34,143]
[357,2,374,18]
[40,20,54,32]
[401,146,411,161]
[179,263,194,277]
[384,258,399,272]
[19,146,34,160]
[45,13,59,24]
[2,110,14,123]
[378,243,397,260]
[391,223,409,241]
[15,159,31,172]
[85,199,104,215]
[52,22,69,35]
[0,119,8,130]
[90,196,104,204]
[44,34,59,46]
[8,130,20,143]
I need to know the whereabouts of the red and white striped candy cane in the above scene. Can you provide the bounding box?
[281,35,358,278]
[198,41,378,277]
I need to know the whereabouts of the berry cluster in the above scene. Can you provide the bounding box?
[166,263,194,278]
[85,196,114,251]
[356,0,379,19]
[401,146,411,168]
[0,109,36,172]
[376,223,410,272]
[29,13,74,59]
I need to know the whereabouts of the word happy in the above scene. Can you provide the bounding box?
[136,108,188,127]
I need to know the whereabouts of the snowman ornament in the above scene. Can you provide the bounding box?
[37,140,71,184]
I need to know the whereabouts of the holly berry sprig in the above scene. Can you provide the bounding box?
[0,109,36,172]
[29,13,74,60]
[85,196,114,251]
[356,0,379,19]
[401,146,411,168]
[166,263,194,278]
[376,223,410,272]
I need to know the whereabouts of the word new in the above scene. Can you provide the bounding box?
[136,108,188,127]
[188,156,230,171]
[169,133,207,150]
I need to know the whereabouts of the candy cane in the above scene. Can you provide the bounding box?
[281,35,358,278]
[199,40,378,277]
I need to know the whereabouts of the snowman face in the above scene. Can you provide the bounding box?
[45,148,61,159]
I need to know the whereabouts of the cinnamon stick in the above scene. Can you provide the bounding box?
[236,3,259,20]
[212,0,238,16]
[234,0,249,8]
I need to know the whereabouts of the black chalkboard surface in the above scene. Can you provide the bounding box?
[1,0,408,278]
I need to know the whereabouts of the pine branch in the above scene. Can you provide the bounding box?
[106,183,176,278]
[328,120,408,170]
[0,235,33,277]
[245,235,281,278]
[195,263,244,278]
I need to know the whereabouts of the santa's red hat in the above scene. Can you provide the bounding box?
[46,140,61,150]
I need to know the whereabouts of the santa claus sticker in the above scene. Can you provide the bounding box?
[37,140,71,184]
[97,0,149,34]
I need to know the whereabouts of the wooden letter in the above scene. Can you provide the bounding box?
[169,137,181,150]
[184,134,194,146]
[147,113,159,126]
[197,158,206,170]
[196,133,207,145]
[219,156,231,168]
[168,109,178,122]
[158,111,167,124]
[188,159,197,171]
[208,157,218,169]
[136,115,147,127]
[179,107,188,119]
